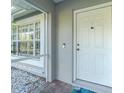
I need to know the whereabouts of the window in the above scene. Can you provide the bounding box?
[11,15,42,56]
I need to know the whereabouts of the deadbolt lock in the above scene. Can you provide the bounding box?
[91,27,94,29]
[77,43,80,46]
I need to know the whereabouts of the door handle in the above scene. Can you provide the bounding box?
[76,48,80,51]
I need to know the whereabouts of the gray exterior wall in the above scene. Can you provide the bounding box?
[55,0,112,92]
[55,0,111,84]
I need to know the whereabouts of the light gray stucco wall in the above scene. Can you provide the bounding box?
[25,0,54,12]
[55,0,112,84]
[25,0,56,82]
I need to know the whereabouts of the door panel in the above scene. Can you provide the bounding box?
[76,6,112,86]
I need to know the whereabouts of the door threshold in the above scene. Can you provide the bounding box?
[71,80,112,93]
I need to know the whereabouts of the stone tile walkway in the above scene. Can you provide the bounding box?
[39,80,73,93]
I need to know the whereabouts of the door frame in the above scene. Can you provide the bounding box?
[73,1,112,84]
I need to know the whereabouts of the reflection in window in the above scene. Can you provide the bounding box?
[11,21,41,56]
[35,41,40,56]
[12,25,17,33]
[12,34,16,40]
[35,22,40,40]
[28,41,33,55]
[11,42,17,54]
[11,24,17,55]
[18,42,27,55]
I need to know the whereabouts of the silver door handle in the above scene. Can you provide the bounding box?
[76,48,80,51]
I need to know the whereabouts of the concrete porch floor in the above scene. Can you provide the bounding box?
[11,67,73,93]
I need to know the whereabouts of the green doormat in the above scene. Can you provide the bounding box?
[71,88,96,93]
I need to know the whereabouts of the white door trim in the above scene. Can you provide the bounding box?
[73,1,112,91]
[74,2,112,14]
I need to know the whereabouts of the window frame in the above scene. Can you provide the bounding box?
[11,14,45,56]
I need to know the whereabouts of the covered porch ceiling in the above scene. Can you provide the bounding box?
[11,0,38,20]
[11,0,65,21]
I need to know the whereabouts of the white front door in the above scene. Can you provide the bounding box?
[75,6,112,87]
